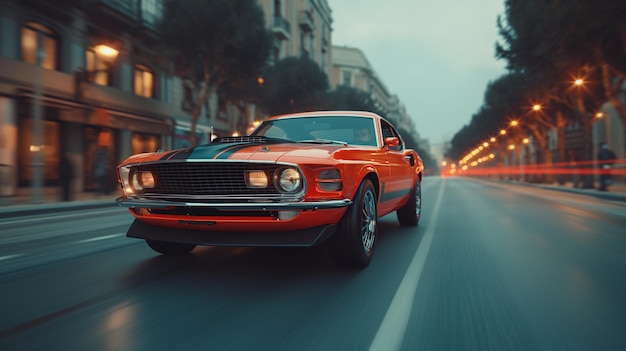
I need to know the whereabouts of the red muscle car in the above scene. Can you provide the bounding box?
[116,111,424,267]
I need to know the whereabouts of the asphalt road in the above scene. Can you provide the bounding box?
[0,177,625,351]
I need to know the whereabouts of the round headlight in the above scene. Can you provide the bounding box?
[277,168,302,193]
[131,171,155,192]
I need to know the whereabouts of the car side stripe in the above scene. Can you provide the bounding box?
[379,183,411,203]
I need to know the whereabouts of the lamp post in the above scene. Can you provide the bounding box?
[31,47,44,203]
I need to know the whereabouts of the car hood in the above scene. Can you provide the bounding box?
[122,141,353,165]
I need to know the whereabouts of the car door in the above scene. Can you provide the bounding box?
[378,120,415,211]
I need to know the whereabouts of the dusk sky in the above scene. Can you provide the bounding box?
[330,0,509,148]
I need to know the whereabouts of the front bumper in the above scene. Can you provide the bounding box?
[126,218,338,247]
[116,197,352,211]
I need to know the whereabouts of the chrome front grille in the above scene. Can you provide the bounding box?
[137,162,281,195]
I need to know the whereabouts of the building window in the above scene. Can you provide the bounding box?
[217,96,228,121]
[342,70,352,86]
[141,0,163,27]
[182,79,194,111]
[21,22,58,70]
[86,47,111,86]
[274,0,282,15]
[134,64,154,98]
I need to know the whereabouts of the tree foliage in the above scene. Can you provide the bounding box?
[449,0,626,163]
[496,0,626,123]
[258,57,329,116]
[160,0,272,145]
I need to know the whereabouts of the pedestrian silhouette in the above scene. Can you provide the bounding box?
[60,152,74,201]
[94,146,109,196]
[568,150,580,188]
[597,142,616,191]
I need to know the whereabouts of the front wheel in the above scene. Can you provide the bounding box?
[146,239,196,255]
[328,179,377,267]
[397,179,421,226]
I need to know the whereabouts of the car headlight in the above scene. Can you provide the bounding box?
[245,170,269,188]
[276,167,302,193]
[131,170,155,192]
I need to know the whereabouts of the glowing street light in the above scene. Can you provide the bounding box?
[574,78,584,86]
[508,144,515,150]
[500,129,507,135]
[523,138,529,144]
[595,112,604,118]
[490,137,496,143]
[483,142,489,147]
[510,120,519,127]
[532,104,541,111]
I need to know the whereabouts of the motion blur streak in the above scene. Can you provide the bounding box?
[445,158,626,177]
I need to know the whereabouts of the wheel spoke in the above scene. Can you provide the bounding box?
[360,190,376,253]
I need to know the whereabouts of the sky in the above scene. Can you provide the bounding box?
[330,0,509,148]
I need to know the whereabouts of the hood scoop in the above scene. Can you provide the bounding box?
[212,136,268,144]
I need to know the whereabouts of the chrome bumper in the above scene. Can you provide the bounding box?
[116,197,352,211]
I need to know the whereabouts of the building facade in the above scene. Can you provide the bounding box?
[257,0,333,80]
[0,0,180,201]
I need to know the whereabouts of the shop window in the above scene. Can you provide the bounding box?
[21,22,58,70]
[84,127,117,192]
[134,64,154,98]
[18,118,60,185]
[132,133,160,154]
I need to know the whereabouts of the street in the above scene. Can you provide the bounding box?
[1,177,625,351]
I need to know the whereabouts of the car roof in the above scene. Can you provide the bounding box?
[266,110,383,122]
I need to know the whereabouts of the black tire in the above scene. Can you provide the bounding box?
[397,179,421,226]
[328,179,377,267]
[146,239,196,255]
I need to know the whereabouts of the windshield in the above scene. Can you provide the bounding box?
[250,115,378,146]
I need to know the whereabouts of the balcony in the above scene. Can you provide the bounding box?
[86,0,162,36]
[100,0,140,20]
[298,10,314,32]
[272,15,291,40]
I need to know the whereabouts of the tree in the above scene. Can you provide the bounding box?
[495,0,624,186]
[258,57,329,116]
[160,0,272,145]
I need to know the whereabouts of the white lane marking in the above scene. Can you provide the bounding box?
[76,233,124,244]
[368,179,446,351]
[0,254,24,261]
[1,208,125,226]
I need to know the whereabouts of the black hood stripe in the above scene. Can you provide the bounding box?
[215,144,253,159]
[157,143,253,161]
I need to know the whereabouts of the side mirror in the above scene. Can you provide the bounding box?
[384,137,399,148]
